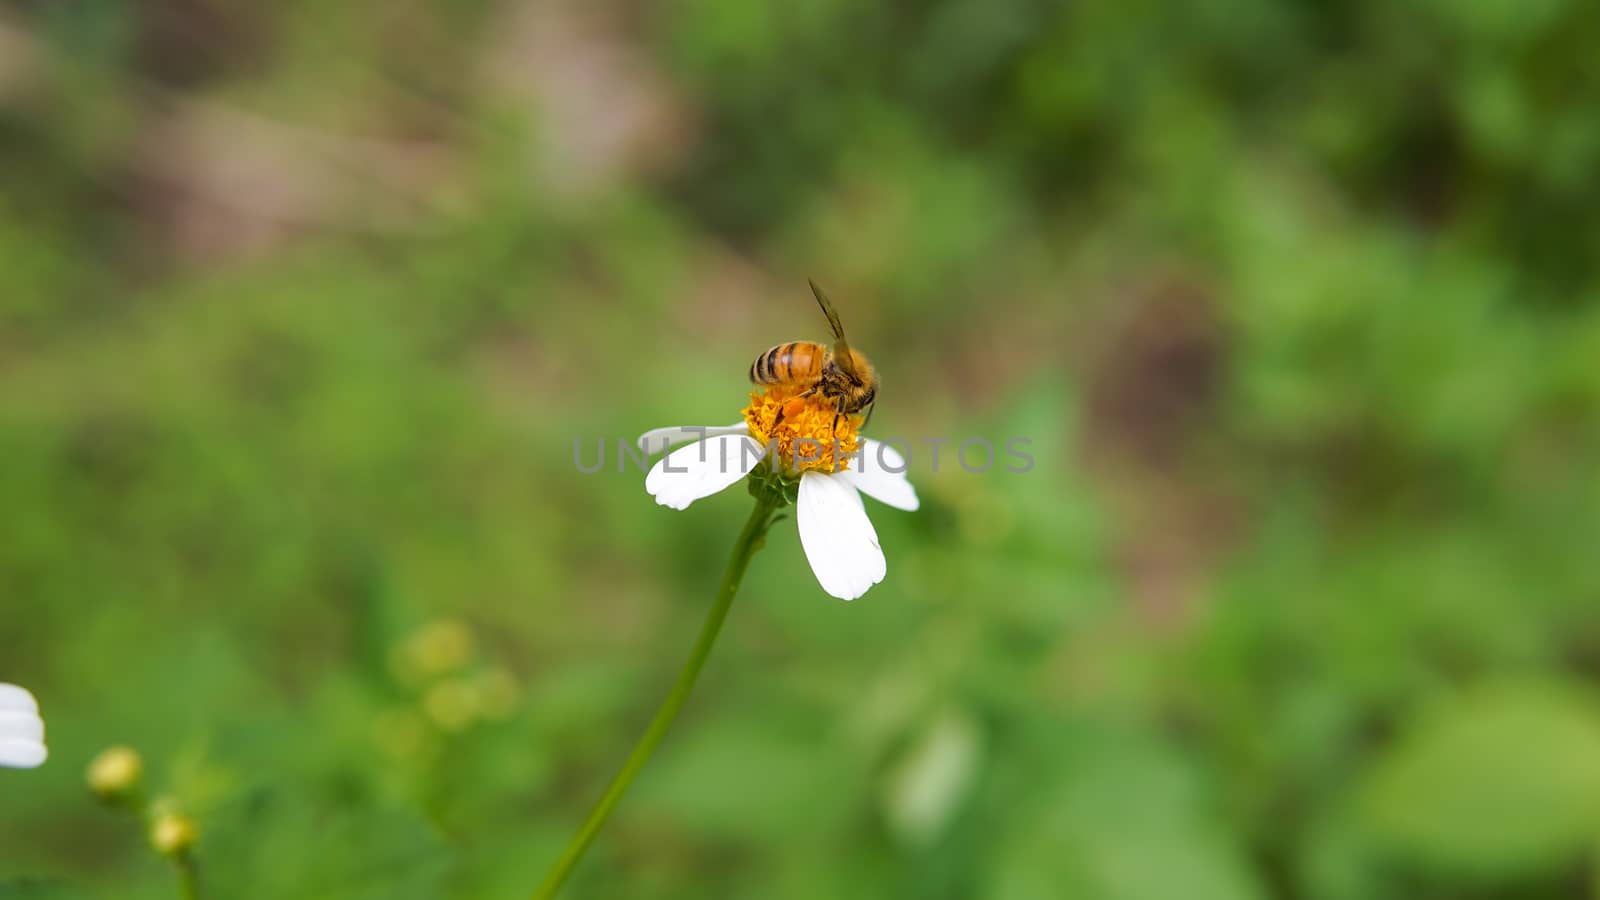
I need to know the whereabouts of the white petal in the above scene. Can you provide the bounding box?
[0,738,47,768]
[645,435,766,511]
[797,471,886,601]
[858,438,910,473]
[0,683,38,714]
[842,439,920,511]
[0,711,43,742]
[636,423,749,455]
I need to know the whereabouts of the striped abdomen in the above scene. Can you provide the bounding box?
[750,341,827,387]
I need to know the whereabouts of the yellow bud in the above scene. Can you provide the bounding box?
[422,678,479,732]
[86,746,144,799]
[389,620,475,684]
[150,812,198,857]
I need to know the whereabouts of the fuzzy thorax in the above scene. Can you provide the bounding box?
[743,386,863,475]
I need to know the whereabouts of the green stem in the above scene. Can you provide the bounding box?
[531,492,779,900]
[175,856,199,900]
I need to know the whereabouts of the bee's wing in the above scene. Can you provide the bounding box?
[808,279,860,378]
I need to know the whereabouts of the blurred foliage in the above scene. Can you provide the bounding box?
[2,0,1600,898]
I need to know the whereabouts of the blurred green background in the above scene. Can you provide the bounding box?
[4,1,1600,898]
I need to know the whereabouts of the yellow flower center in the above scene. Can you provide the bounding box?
[742,386,863,475]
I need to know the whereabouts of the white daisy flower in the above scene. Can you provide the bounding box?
[638,390,919,601]
[0,682,47,769]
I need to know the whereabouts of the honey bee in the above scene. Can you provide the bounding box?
[749,279,879,430]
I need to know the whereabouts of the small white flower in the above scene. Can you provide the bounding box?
[0,682,47,769]
[639,421,919,601]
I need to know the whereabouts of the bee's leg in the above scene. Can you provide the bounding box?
[862,399,876,431]
[832,395,847,436]
[772,387,817,430]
